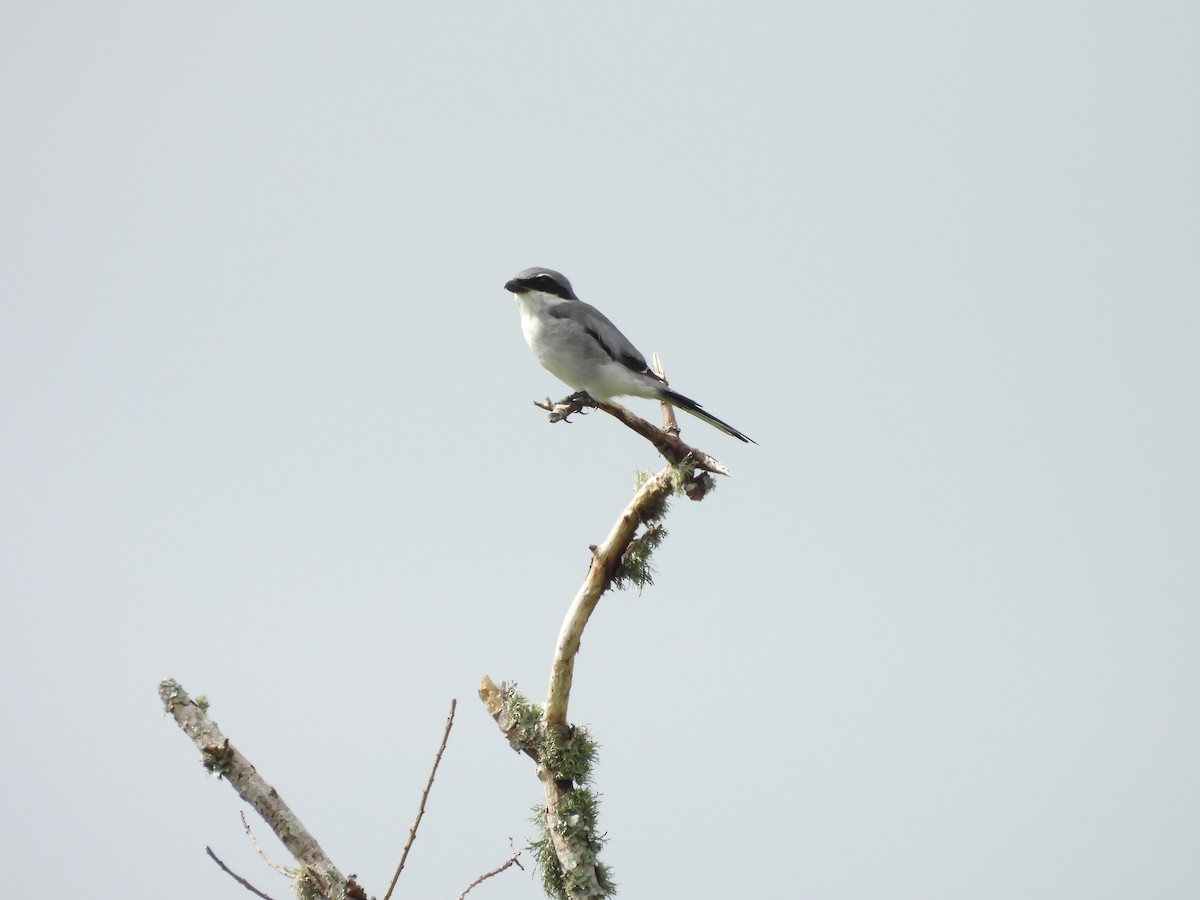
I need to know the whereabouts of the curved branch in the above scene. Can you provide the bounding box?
[543,466,675,727]
[480,469,676,899]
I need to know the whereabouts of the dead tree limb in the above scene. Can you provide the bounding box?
[158,679,349,900]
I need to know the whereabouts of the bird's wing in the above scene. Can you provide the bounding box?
[547,301,655,376]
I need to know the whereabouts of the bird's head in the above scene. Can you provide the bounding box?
[504,267,579,301]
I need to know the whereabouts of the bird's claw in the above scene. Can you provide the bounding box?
[532,392,596,425]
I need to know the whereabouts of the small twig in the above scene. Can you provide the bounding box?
[458,838,524,900]
[381,699,457,900]
[652,352,681,438]
[241,811,291,876]
[206,846,279,900]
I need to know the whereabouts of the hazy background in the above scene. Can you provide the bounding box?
[2,3,1197,898]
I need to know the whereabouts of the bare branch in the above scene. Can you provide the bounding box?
[206,846,280,900]
[534,394,731,477]
[158,679,347,900]
[457,839,524,900]
[381,698,457,900]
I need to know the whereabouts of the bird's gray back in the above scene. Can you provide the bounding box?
[547,300,651,375]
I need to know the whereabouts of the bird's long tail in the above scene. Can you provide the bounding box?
[661,388,756,444]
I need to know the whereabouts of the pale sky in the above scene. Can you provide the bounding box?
[2,3,1198,899]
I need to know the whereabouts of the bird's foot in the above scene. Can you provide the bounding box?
[533,392,596,424]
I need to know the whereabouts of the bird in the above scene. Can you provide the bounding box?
[504,267,755,443]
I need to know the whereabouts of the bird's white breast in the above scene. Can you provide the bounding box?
[515,292,595,392]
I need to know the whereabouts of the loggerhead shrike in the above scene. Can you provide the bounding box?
[504,267,755,443]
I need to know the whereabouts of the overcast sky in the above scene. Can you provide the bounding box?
[2,3,1198,899]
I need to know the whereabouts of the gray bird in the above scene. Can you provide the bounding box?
[504,267,755,443]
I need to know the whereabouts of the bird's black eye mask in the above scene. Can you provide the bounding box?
[527,275,577,301]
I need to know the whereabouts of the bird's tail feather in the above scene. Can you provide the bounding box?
[662,389,756,444]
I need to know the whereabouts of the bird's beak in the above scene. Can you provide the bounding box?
[504,279,527,294]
